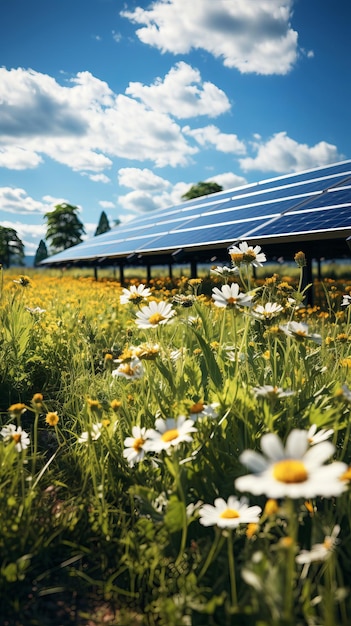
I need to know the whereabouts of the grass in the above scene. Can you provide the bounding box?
[1,251,351,625]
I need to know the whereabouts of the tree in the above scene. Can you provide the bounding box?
[94,211,111,236]
[0,226,25,267]
[181,181,223,201]
[45,203,85,253]
[33,239,48,266]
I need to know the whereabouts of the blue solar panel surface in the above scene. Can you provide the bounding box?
[41,160,351,264]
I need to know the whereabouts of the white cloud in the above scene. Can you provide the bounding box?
[88,173,111,183]
[0,66,204,172]
[206,172,247,189]
[118,167,171,191]
[126,62,230,118]
[121,0,299,75]
[0,187,54,215]
[183,125,246,154]
[99,201,116,209]
[0,147,43,170]
[240,132,342,172]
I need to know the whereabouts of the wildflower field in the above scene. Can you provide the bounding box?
[1,245,351,626]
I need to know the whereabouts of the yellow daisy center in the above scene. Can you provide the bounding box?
[133,437,145,452]
[273,459,308,483]
[220,508,240,519]
[12,433,22,444]
[161,428,179,442]
[190,402,204,414]
[148,312,166,325]
[230,252,244,264]
[243,250,256,262]
[227,297,238,305]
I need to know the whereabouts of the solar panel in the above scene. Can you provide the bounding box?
[40,159,351,265]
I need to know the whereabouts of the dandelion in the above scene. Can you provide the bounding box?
[228,242,266,267]
[307,424,334,445]
[120,284,151,305]
[135,300,175,328]
[252,385,294,400]
[145,415,197,453]
[112,357,144,380]
[212,283,254,309]
[253,302,283,321]
[199,496,261,529]
[110,399,122,411]
[77,423,102,444]
[8,403,27,418]
[123,426,149,466]
[0,424,30,452]
[280,321,322,345]
[45,412,59,426]
[296,525,340,565]
[235,429,347,499]
[32,393,44,407]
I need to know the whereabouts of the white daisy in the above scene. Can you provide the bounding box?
[228,242,266,267]
[212,283,254,309]
[189,401,220,420]
[135,300,175,329]
[210,265,239,277]
[235,429,347,499]
[77,423,102,444]
[296,525,340,565]
[0,424,30,452]
[112,357,144,380]
[307,424,334,445]
[123,426,149,466]
[280,321,322,345]
[199,496,261,529]
[252,385,294,400]
[120,284,151,305]
[341,294,351,307]
[253,302,283,320]
[144,415,197,453]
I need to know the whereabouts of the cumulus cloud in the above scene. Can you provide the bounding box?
[183,125,246,154]
[206,172,247,189]
[240,132,342,172]
[0,147,43,170]
[126,62,230,118]
[121,0,299,75]
[118,168,171,191]
[0,66,205,172]
[0,187,54,215]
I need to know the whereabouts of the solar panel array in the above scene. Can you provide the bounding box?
[41,160,351,265]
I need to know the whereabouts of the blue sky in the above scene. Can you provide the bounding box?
[0,0,350,256]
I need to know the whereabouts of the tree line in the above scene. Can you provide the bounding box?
[0,182,222,267]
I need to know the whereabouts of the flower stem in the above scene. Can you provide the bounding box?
[227,530,238,610]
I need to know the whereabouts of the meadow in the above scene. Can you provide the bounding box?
[1,245,351,626]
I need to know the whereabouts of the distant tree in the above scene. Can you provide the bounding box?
[94,211,111,236]
[181,181,223,201]
[0,226,25,267]
[113,218,121,227]
[33,239,48,266]
[45,203,85,253]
